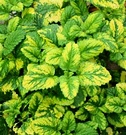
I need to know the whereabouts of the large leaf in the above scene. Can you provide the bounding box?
[94,33,118,52]
[78,39,104,60]
[62,111,76,133]
[75,123,98,135]
[82,11,104,34]
[59,75,79,99]
[59,42,80,72]
[33,117,61,135]
[78,62,111,86]
[3,29,25,56]
[23,64,58,91]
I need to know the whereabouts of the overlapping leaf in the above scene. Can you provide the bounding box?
[78,39,104,60]
[59,75,79,99]
[23,64,58,91]
[82,11,104,34]
[78,62,111,86]
[3,29,25,56]
[60,42,80,72]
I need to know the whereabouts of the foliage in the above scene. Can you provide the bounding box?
[0,0,126,134]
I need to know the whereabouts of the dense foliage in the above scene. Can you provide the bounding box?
[0,0,126,134]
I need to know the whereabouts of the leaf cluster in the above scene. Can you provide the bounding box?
[0,0,126,134]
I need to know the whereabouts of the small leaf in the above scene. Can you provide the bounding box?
[7,16,20,32]
[82,11,104,34]
[91,111,107,130]
[4,29,25,56]
[59,75,79,99]
[78,39,104,60]
[45,47,62,65]
[62,111,76,133]
[60,42,80,72]
[75,123,98,135]
[78,62,111,86]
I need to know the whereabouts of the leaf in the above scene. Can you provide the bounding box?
[91,111,107,130]
[33,117,61,135]
[105,97,124,113]
[109,19,124,39]
[3,29,25,56]
[75,107,89,121]
[3,99,22,128]
[78,39,104,60]
[0,75,18,93]
[75,123,98,135]
[21,46,40,62]
[59,42,80,72]
[61,6,75,25]
[107,113,125,127]
[11,2,23,12]
[0,117,8,135]
[45,47,62,65]
[118,59,126,70]
[22,0,33,7]
[94,33,118,52]
[28,92,43,116]
[82,11,104,34]
[78,62,111,86]
[59,75,79,99]
[23,64,58,90]
[7,17,20,32]
[62,111,76,133]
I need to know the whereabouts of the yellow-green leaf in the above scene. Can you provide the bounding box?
[78,39,104,60]
[45,47,62,65]
[59,75,79,99]
[7,17,20,32]
[78,62,111,86]
[23,64,58,90]
[60,42,80,72]
[82,11,104,34]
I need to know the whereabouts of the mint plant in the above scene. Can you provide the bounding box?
[0,0,126,134]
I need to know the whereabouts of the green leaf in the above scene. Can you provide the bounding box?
[28,92,43,116]
[59,75,79,99]
[62,111,76,133]
[78,39,104,60]
[33,117,61,135]
[108,113,125,127]
[94,33,118,52]
[21,0,33,7]
[3,29,25,56]
[78,62,111,86]
[3,99,22,128]
[105,97,124,113]
[60,42,80,72]
[0,75,18,93]
[82,11,104,34]
[61,6,75,25]
[109,19,124,39]
[75,107,89,121]
[45,47,62,65]
[118,59,126,70]
[75,123,98,135]
[23,64,58,91]
[21,46,40,62]
[11,2,23,12]
[91,111,107,130]
[7,17,20,32]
